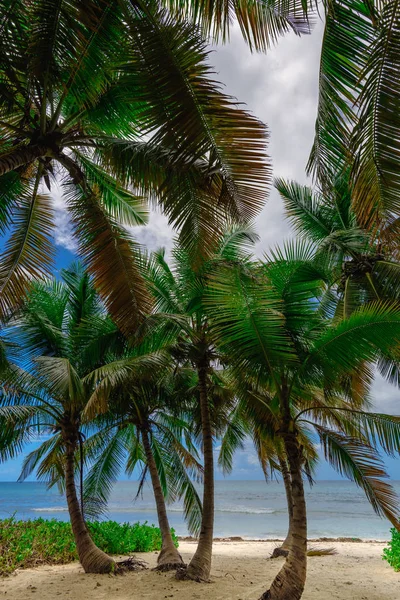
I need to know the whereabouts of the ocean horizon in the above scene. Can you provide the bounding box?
[0,480,398,541]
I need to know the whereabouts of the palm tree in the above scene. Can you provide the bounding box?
[219,378,318,558]
[81,366,203,571]
[0,264,157,573]
[275,173,400,319]
[253,433,317,558]
[276,174,400,386]
[0,0,271,329]
[142,227,256,581]
[205,242,400,600]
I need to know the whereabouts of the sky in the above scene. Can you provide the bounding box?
[1,19,399,482]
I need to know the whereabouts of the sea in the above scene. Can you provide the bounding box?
[0,480,399,541]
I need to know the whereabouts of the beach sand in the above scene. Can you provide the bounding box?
[0,540,397,600]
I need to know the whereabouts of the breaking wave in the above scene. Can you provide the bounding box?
[169,506,276,515]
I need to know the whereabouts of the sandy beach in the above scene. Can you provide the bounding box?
[0,540,397,600]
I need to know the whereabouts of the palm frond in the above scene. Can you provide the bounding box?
[316,425,400,528]
[0,172,54,321]
[308,0,374,187]
[112,5,270,254]
[0,172,26,233]
[15,279,68,358]
[58,0,126,120]
[74,152,148,227]
[352,0,400,224]
[215,224,259,262]
[218,405,247,475]
[83,427,127,518]
[341,410,400,457]
[83,352,168,420]
[28,0,80,87]
[205,262,294,380]
[154,427,203,536]
[34,356,84,404]
[276,178,332,243]
[63,175,151,336]
[304,302,400,384]
[165,0,313,51]
[377,354,400,387]
[19,434,62,482]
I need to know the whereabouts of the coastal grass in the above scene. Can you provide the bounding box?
[0,517,178,575]
[383,527,400,571]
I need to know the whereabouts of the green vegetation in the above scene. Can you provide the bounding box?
[0,517,176,576]
[89,520,177,554]
[0,265,199,573]
[1,0,400,598]
[383,528,400,572]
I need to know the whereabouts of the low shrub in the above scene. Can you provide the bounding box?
[0,517,178,575]
[88,520,178,554]
[383,527,400,571]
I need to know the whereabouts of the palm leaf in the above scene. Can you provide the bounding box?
[63,174,151,336]
[15,279,68,358]
[0,172,27,233]
[167,453,203,537]
[0,171,54,321]
[218,405,247,475]
[347,410,400,457]
[352,0,400,224]
[316,425,400,528]
[19,434,62,482]
[113,5,270,254]
[28,0,80,83]
[304,302,400,383]
[125,426,146,476]
[83,427,127,518]
[205,262,294,379]
[34,356,84,403]
[55,0,126,122]
[165,0,313,51]
[377,354,400,387]
[276,178,333,242]
[308,0,374,187]
[74,152,148,227]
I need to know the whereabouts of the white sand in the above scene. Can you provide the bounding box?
[0,540,398,600]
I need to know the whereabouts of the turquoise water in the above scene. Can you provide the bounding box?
[0,480,398,540]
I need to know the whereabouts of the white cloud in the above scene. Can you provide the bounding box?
[130,208,174,256]
[246,453,260,467]
[370,372,400,416]
[50,182,78,253]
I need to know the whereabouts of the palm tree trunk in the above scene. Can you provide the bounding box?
[260,428,307,600]
[271,455,293,558]
[63,426,115,574]
[0,145,48,176]
[182,358,214,582]
[141,427,184,570]
[280,455,293,551]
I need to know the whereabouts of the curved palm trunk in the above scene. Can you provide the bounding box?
[271,455,293,558]
[260,428,307,600]
[182,359,214,582]
[280,455,293,551]
[141,427,184,570]
[63,427,115,574]
[0,145,49,176]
